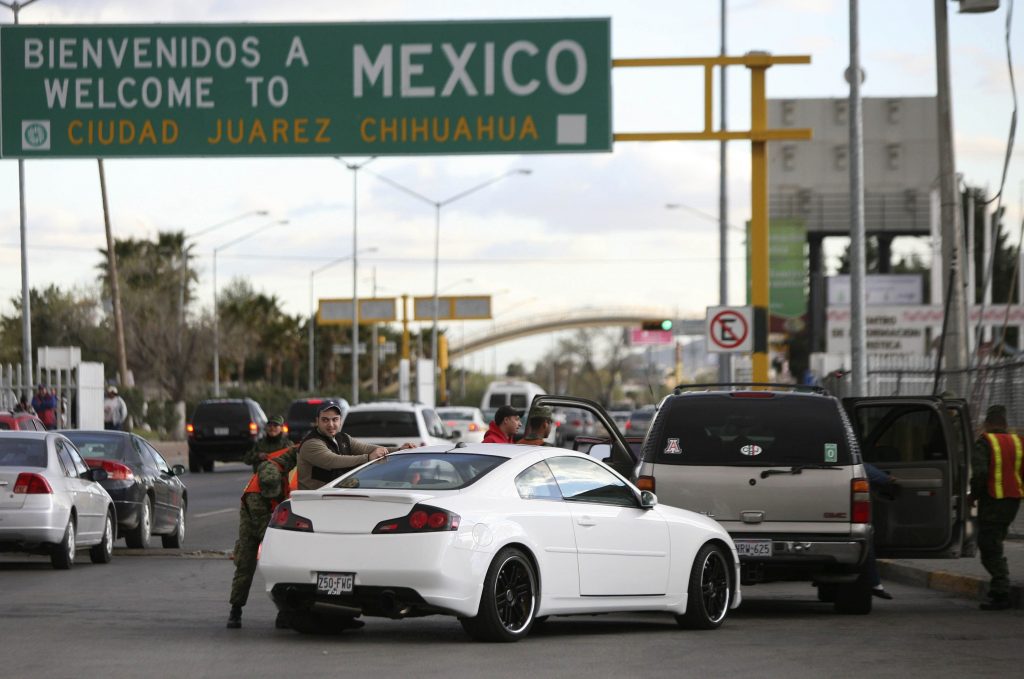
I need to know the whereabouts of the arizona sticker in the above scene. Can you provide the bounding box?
[664,438,682,455]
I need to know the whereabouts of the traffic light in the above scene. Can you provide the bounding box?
[641,319,674,331]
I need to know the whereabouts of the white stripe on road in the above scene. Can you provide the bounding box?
[194,508,236,519]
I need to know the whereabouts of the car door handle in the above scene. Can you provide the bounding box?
[576,516,597,527]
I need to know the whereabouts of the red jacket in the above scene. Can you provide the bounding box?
[482,421,512,444]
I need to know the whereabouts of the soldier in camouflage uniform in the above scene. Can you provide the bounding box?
[227,446,297,629]
[243,415,293,473]
[970,404,1023,611]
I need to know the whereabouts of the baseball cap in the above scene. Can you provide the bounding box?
[529,405,554,421]
[495,405,523,423]
[317,400,344,417]
[267,415,285,426]
[256,461,283,499]
[985,404,1008,423]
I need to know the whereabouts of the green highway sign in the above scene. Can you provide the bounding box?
[0,19,611,158]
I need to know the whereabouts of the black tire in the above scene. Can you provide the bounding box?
[834,580,873,614]
[203,458,215,473]
[289,611,362,635]
[90,511,114,564]
[676,543,732,630]
[817,583,838,603]
[459,547,537,643]
[125,496,152,549]
[50,516,76,570]
[188,449,202,473]
[162,504,186,548]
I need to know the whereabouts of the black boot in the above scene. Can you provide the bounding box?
[227,605,242,628]
[980,595,1011,611]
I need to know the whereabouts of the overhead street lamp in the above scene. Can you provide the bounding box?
[368,167,531,404]
[308,246,378,393]
[211,219,289,396]
[1,0,43,396]
[335,157,377,405]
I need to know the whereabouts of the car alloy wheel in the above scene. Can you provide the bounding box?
[677,543,731,629]
[90,512,114,564]
[51,517,76,570]
[460,547,537,642]
[126,497,152,549]
[162,506,186,548]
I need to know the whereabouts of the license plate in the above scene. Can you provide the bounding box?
[214,427,229,436]
[316,572,354,595]
[734,540,773,557]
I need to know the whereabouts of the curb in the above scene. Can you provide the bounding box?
[878,560,1021,609]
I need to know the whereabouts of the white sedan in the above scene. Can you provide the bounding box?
[0,432,116,569]
[258,443,741,641]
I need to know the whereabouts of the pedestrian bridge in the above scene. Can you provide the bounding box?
[447,308,704,360]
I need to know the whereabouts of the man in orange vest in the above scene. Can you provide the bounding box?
[227,446,295,628]
[970,404,1023,610]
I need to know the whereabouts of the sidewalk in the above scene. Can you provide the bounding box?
[878,512,1024,609]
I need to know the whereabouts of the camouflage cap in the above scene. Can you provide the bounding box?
[985,404,1008,423]
[257,461,283,499]
[267,415,285,426]
[529,405,555,421]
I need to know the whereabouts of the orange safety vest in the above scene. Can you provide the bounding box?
[984,433,1024,499]
[241,448,293,499]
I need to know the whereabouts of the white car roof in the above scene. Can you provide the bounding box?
[391,442,550,460]
[348,401,423,413]
[0,430,52,440]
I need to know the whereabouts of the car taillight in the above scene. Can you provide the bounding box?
[249,421,258,435]
[13,472,52,494]
[625,421,632,431]
[86,458,134,481]
[851,478,871,524]
[307,399,323,405]
[373,504,461,534]
[467,423,478,432]
[282,424,290,434]
[730,392,775,398]
[571,419,582,427]
[269,501,314,532]
[186,423,195,436]
[636,475,656,492]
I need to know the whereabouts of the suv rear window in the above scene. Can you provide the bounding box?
[287,401,321,424]
[193,402,249,426]
[338,452,504,490]
[646,395,853,466]
[343,411,419,438]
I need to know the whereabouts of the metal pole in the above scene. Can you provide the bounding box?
[431,203,441,403]
[11,3,32,398]
[849,0,867,396]
[371,266,379,395]
[351,167,359,405]
[934,0,968,387]
[718,0,731,384]
[98,159,130,388]
[308,271,315,392]
[213,249,220,396]
[749,57,770,383]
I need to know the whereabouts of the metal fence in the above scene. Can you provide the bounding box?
[820,355,1024,432]
[1,362,78,428]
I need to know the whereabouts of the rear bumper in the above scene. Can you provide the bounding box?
[0,504,68,547]
[729,533,870,584]
[188,439,253,460]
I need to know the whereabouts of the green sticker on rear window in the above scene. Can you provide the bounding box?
[824,443,838,463]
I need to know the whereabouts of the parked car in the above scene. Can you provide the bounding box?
[341,402,453,449]
[0,431,116,569]
[608,410,631,434]
[576,385,975,615]
[625,406,656,436]
[436,406,487,444]
[286,397,349,444]
[59,430,188,549]
[186,398,267,472]
[258,443,741,640]
[554,407,597,447]
[480,380,546,413]
[0,411,47,431]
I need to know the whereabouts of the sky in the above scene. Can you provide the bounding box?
[0,0,1021,378]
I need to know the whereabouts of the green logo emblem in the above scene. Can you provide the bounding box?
[22,121,50,150]
[824,443,838,463]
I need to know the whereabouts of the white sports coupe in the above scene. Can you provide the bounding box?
[258,443,741,642]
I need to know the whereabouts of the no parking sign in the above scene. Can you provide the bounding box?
[705,306,753,354]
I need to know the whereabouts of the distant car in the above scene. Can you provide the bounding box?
[608,410,631,434]
[436,406,487,444]
[59,430,188,549]
[286,397,349,444]
[0,431,116,569]
[258,444,741,640]
[0,411,47,431]
[342,402,454,449]
[186,398,268,472]
[625,407,656,436]
[554,407,597,447]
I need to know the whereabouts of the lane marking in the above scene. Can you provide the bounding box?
[194,508,236,519]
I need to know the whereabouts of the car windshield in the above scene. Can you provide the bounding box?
[648,395,853,466]
[62,433,126,461]
[194,403,249,426]
[343,411,419,438]
[438,410,472,421]
[336,452,505,490]
[0,437,47,467]
[288,400,340,424]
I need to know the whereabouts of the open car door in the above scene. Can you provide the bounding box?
[843,396,976,559]
[530,395,637,479]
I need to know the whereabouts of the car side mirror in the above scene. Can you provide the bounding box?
[640,490,658,509]
[171,464,187,476]
[449,430,462,440]
[86,467,108,482]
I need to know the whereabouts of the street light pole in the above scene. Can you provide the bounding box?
[1,0,42,394]
[367,168,531,404]
[719,0,731,384]
[212,219,289,396]
[336,157,376,405]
